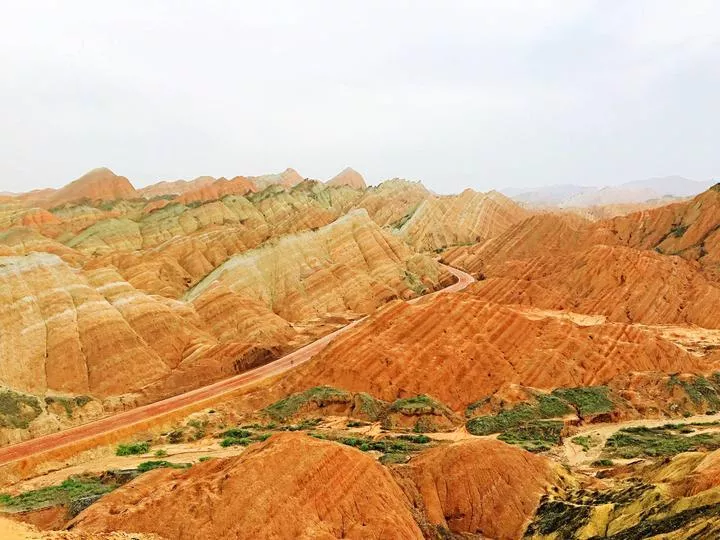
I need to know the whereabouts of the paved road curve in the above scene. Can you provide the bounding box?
[0,264,474,466]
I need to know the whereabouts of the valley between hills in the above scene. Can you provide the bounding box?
[1,167,720,539]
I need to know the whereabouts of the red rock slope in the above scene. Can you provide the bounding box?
[71,433,424,539]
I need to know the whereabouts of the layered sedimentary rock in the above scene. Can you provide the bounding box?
[185,209,444,321]
[442,213,591,277]
[175,176,257,205]
[470,245,720,328]
[279,292,706,410]
[0,253,295,403]
[250,167,304,189]
[397,189,531,251]
[137,176,216,198]
[42,168,138,208]
[353,179,431,228]
[395,438,569,539]
[71,433,424,539]
[326,167,366,189]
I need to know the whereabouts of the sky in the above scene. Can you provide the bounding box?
[1,1,718,194]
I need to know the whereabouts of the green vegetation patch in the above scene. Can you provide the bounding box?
[44,395,92,418]
[551,386,614,416]
[115,441,150,456]
[571,435,594,451]
[668,374,720,410]
[220,428,252,439]
[136,460,190,473]
[263,386,351,422]
[354,393,386,421]
[0,476,117,512]
[497,420,564,453]
[389,394,450,415]
[0,389,43,429]
[465,394,572,437]
[604,425,720,459]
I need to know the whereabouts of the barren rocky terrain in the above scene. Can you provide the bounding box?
[1,171,719,539]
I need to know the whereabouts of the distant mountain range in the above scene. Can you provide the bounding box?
[502,176,715,207]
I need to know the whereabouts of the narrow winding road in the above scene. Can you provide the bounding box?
[0,264,474,466]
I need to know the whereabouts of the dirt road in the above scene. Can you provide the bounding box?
[0,264,474,466]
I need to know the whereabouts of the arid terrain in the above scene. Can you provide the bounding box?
[1,169,719,539]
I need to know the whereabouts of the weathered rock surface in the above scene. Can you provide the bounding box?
[470,245,720,328]
[397,189,531,251]
[71,433,424,539]
[395,438,569,539]
[175,176,256,205]
[185,209,444,322]
[278,292,707,410]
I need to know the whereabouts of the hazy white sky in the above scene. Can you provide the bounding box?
[1,1,718,194]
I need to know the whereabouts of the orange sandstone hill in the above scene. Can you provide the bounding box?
[397,188,531,251]
[326,167,367,189]
[44,168,138,208]
[276,292,708,410]
[70,433,567,540]
[394,438,570,539]
[71,433,424,539]
[249,167,304,189]
[175,176,257,205]
[136,176,216,198]
[469,244,720,328]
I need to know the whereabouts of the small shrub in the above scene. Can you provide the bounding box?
[0,476,117,512]
[592,459,614,467]
[571,435,593,451]
[136,461,190,473]
[0,390,43,429]
[154,449,168,457]
[219,436,252,447]
[219,428,252,439]
[116,442,150,456]
[198,456,213,462]
[398,434,431,444]
[167,429,184,444]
